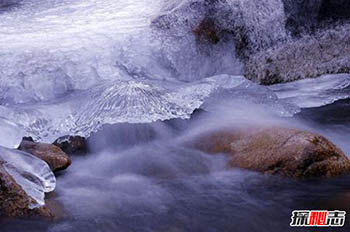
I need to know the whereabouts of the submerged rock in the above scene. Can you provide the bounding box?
[53,136,87,155]
[19,140,71,172]
[192,127,350,178]
[245,23,350,84]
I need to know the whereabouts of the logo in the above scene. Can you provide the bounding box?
[290,210,346,227]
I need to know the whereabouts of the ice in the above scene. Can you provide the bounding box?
[201,75,300,116]
[0,75,299,144]
[270,74,350,108]
[0,146,56,209]
[0,117,24,148]
[0,0,164,103]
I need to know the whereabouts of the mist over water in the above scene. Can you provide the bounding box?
[2,100,350,232]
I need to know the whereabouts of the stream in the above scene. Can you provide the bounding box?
[0,0,350,231]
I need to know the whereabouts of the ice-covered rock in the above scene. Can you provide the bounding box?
[152,0,288,60]
[0,146,56,209]
[245,23,350,84]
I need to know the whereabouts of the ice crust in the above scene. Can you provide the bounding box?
[0,75,300,146]
[0,146,56,208]
[270,74,350,108]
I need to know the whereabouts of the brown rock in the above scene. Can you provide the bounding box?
[192,18,220,44]
[19,140,71,172]
[193,127,350,178]
[0,163,52,218]
[44,192,66,219]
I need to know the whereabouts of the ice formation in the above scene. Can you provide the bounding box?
[0,146,56,208]
[270,74,350,108]
[0,75,299,146]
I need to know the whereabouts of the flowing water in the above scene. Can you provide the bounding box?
[0,1,350,231]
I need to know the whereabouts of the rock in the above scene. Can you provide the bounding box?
[192,127,350,178]
[44,192,66,219]
[245,23,350,84]
[0,164,52,218]
[282,0,350,36]
[282,0,323,36]
[152,0,288,59]
[192,18,220,44]
[318,0,350,22]
[19,140,71,172]
[53,136,87,155]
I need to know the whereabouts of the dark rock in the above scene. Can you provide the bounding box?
[0,163,52,218]
[245,23,350,84]
[192,18,220,44]
[53,136,87,155]
[282,0,350,36]
[318,0,350,22]
[192,127,350,178]
[19,140,71,172]
[282,0,323,36]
